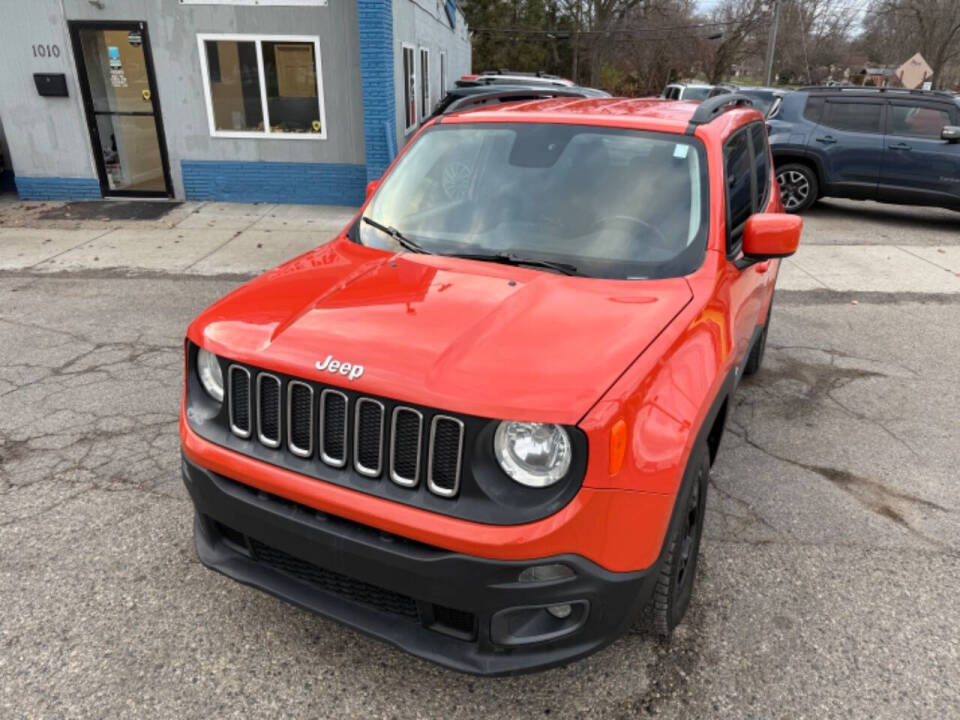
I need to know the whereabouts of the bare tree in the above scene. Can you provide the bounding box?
[863,0,960,87]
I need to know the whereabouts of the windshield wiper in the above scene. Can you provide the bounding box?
[445,252,579,276]
[362,216,431,254]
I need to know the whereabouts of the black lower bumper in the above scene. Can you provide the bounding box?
[182,454,658,675]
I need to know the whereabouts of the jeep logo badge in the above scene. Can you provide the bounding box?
[316,354,364,381]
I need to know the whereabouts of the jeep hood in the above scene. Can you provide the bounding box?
[191,239,692,424]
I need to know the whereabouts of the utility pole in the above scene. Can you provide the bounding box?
[764,0,781,86]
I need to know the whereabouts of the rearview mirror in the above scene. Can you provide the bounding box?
[942,126,960,142]
[739,214,802,268]
[365,179,381,200]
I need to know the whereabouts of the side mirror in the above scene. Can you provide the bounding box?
[365,179,380,200]
[942,126,960,142]
[739,213,802,268]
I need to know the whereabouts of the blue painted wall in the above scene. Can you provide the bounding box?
[15,176,101,200]
[181,160,366,205]
[357,0,397,182]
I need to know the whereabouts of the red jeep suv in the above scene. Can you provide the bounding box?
[180,93,801,675]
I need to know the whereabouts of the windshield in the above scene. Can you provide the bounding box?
[682,86,712,101]
[359,123,709,279]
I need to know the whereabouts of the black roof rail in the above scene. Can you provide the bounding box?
[798,85,956,99]
[480,69,563,80]
[442,88,592,115]
[686,93,755,133]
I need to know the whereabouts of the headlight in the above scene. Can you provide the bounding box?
[197,348,224,402]
[494,421,572,488]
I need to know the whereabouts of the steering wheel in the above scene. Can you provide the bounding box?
[590,215,673,252]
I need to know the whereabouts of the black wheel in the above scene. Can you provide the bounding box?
[643,444,710,636]
[742,300,772,376]
[776,163,818,213]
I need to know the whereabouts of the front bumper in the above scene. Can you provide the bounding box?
[182,455,659,675]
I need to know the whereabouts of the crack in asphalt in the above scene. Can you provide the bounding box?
[725,423,956,556]
[0,312,184,527]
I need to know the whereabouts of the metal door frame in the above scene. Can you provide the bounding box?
[69,20,173,198]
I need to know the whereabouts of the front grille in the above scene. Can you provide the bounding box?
[320,389,348,467]
[224,362,467,499]
[257,374,281,448]
[428,416,464,497]
[228,365,251,438]
[287,381,314,457]
[248,537,420,620]
[354,398,384,478]
[390,407,422,487]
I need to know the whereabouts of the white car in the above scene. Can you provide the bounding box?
[661,83,714,101]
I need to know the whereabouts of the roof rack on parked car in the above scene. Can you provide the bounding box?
[480,69,565,80]
[797,85,956,99]
[686,93,755,132]
[442,88,597,115]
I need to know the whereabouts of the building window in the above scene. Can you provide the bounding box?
[419,48,430,120]
[439,51,447,97]
[198,34,327,139]
[402,44,417,133]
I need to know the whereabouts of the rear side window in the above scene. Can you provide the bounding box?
[803,96,825,123]
[823,101,883,134]
[888,104,952,138]
[749,123,771,208]
[724,129,754,246]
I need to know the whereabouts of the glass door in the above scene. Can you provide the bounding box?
[70,22,171,197]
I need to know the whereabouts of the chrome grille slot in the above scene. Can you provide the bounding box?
[228,365,251,439]
[319,389,348,467]
[256,373,281,448]
[354,398,385,477]
[390,407,423,487]
[287,381,314,457]
[428,416,463,498]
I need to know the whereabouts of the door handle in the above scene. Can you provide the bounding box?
[815,135,837,144]
[889,142,912,151]
[142,89,151,102]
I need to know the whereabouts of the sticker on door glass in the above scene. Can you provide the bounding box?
[108,46,122,68]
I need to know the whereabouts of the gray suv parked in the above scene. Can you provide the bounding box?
[768,87,960,212]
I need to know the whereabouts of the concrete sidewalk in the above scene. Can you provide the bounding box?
[0,197,357,276]
[0,196,958,294]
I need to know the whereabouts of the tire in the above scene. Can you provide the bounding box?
[642,443,710,637]
[742,299,772,376]
[776,163,818,213]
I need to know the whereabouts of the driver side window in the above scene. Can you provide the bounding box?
[723,128,754,255]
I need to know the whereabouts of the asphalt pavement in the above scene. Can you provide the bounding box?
[0,197,958,718]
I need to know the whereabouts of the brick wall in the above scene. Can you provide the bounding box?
[181,161,366,205]
[15,176,101,200]
[358,0,398,182]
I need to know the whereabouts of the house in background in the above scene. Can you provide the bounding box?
[0,0,470,206]
[852,65,901,88]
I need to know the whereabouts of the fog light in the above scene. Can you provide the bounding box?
[547,604,572,619]
[518,564,575,583]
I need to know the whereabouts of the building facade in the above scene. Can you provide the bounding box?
[0,0,470,206]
